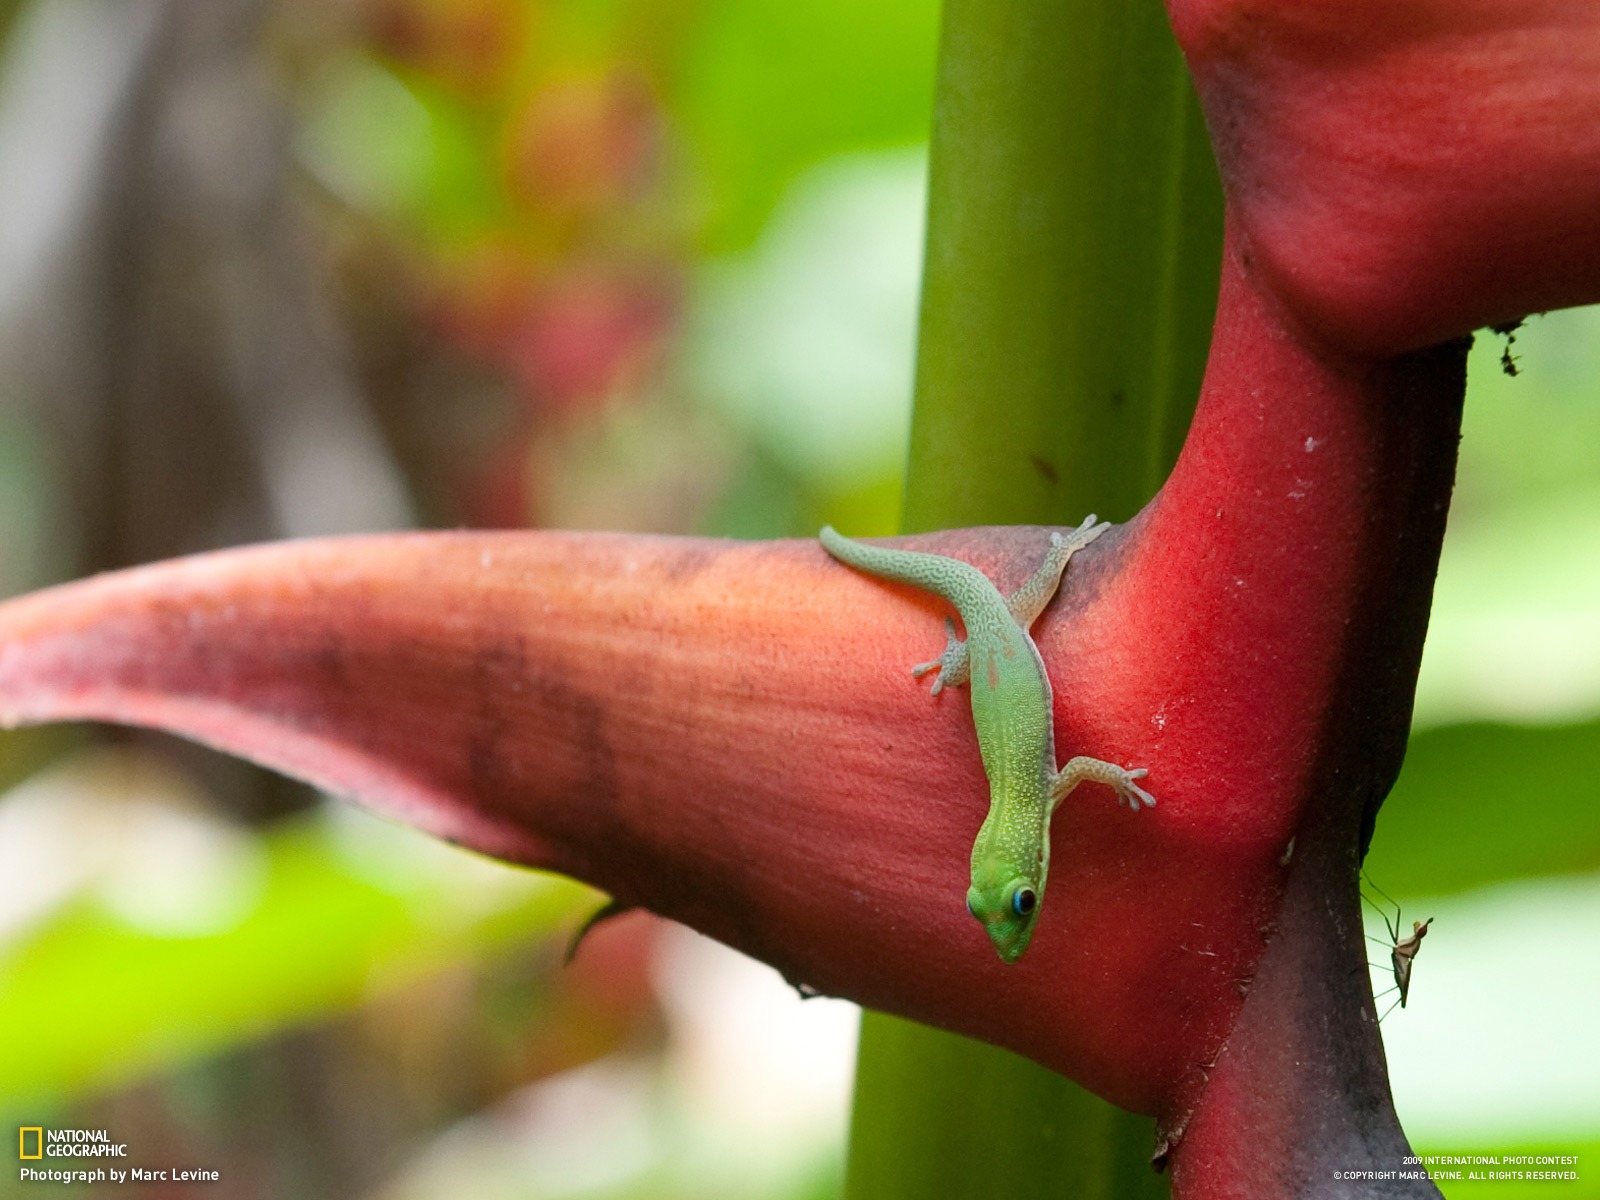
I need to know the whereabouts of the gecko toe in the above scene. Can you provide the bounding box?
[1113,768,1155,811]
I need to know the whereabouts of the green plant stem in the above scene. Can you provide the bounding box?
[844,0,1223,1195]
[903,0,1221,530]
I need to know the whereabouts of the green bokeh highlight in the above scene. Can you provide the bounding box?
[0,813,593,1108]
[677,0,940,251]
[1369,718,1600,896]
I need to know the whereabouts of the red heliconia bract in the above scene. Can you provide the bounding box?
[2,3,1599,1198]
[1169,0,1600,356]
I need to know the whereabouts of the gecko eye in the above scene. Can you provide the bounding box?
[1011,887,1037,917]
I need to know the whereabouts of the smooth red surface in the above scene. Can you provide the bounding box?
[1170,0,1600,355]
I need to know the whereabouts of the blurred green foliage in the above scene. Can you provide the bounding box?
[0,807,596,1108]
[296,0,940,255]
[1379,310,1600,904]
[673,0,938,251]
[299,57,505,237]
[1371,718,1600,897]
[1455,312,1600,514]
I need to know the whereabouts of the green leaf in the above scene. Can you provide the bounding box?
[675,0,940,251]
[0,809,593,1106]
[1367,718,1600,897]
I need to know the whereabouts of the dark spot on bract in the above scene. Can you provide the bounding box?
[1029,455,1059,485]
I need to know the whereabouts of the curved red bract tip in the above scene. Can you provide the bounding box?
[1169,0,1600,355]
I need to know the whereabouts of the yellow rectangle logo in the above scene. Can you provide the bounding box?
[19,1127,43,1159]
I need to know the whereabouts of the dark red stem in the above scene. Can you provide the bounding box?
[1131,222,1465,1196]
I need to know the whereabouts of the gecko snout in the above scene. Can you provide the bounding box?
[966,878,1041,963]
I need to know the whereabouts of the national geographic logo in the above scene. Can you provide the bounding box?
[16,1127,127,1159]
[17,1126,220,1186]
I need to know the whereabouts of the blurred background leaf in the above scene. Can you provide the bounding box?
[0,752,601,1106]
[672,0,937,252]
[1364,308,1600,1173]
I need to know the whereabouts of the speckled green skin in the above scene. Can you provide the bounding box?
[820,519,1154,962]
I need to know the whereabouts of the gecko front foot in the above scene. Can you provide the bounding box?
[1052,757,1157,811]
[911,618,970,695]
[1055,513,1110,555]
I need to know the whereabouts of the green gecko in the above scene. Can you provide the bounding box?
[819,517,1154,963]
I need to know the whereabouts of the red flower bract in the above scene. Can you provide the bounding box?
[0,244,1470,1165]
[0,527,1249,1117]
[1171,0,1600,355]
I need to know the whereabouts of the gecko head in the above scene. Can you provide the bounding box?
[966,874,1041,964]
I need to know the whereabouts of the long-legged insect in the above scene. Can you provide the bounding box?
[1362,872,1433,1022]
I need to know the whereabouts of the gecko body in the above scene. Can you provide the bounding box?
[820,518,1153,963]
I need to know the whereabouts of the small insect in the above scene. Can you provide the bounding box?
[1490,319,1524,378]
[1362,872,1432,1021]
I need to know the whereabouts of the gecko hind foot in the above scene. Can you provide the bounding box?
[1115,767,1156,811]
[910,618,968,695]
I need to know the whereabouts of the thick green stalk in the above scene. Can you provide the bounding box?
[902,0,1220,529]
[844,0,1222,1196]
